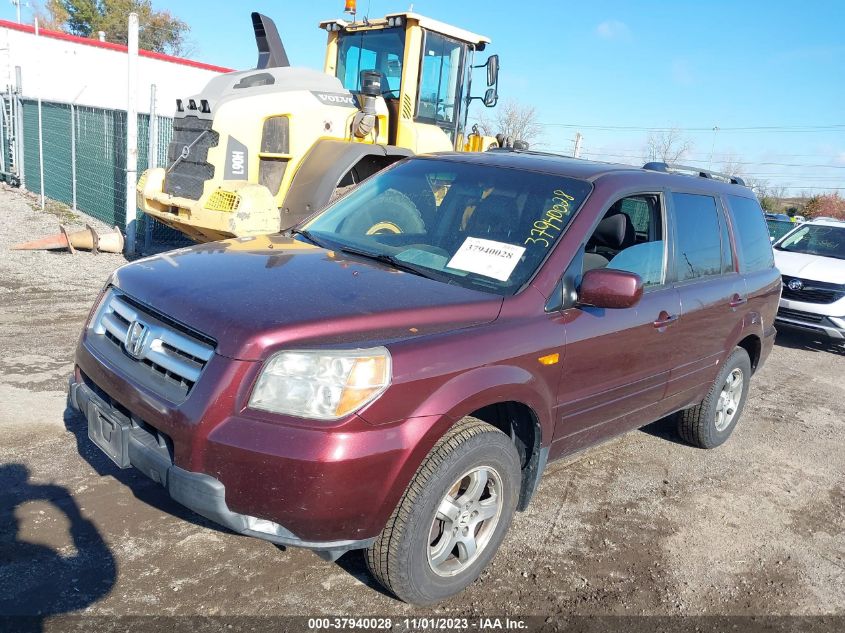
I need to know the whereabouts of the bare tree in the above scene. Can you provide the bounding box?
[719,153,746,178]
[476,99,543,146]
[744,178,789,212]
[769,184,788,200]
[745,177,770,199]
[642,128,693,164]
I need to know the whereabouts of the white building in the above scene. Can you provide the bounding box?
[0,18,233,113]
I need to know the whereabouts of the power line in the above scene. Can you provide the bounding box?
[550,149,845,189]
[559,149,845,171]
[741,185,844,191]
[538,123,845,133]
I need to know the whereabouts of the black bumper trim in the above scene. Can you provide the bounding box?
[69,376,374,559]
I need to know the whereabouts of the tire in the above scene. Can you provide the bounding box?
[677,347,752,448]
[366,417,521,605]
[341,189,426,236]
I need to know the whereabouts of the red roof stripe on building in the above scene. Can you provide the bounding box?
[0,19,233,74]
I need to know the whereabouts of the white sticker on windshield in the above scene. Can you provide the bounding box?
[446,237,526,282]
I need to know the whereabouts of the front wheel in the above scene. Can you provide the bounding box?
[366,417,520,605]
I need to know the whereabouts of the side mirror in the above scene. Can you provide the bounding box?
[486,54,499,87]
[483,87,498,108]
[578,268,643,309]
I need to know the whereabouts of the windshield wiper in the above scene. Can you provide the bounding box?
[289,228,328,249]
[339,246,445,282]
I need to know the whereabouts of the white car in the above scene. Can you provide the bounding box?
[773,218,845,340]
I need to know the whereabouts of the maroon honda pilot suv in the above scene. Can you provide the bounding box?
[69,152,780,604]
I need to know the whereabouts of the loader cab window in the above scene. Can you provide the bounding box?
[336,27,406,98]
[416,31,466,133]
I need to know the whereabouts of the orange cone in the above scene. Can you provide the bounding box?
[12,225,124,254]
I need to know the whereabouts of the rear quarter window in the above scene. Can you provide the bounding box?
[726,195,775,273]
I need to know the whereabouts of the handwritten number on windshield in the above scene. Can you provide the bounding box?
[525,190,575,248]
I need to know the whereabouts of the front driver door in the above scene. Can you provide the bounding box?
[551,192,683,458]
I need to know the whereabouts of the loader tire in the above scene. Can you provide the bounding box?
[342,189,425,236]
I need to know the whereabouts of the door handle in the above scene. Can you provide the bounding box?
[729,294,748,308]
[653,311,678,328]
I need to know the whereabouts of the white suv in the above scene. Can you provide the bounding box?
[773,218,845,340]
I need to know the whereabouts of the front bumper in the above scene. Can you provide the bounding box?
[137,168,281,242]
[775,303,845,340]
[69,376,374,560]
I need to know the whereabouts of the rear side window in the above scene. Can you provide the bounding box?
[726,195,775,273]
[670,193,722,281]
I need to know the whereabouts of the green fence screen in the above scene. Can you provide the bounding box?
[20,98,184,248]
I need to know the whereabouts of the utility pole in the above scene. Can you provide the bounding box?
[125,12,138,255]
[572,132,583,159]
[11,0,21,24]
[708,126,719,170]
[35,18,44,210]
[144,83,158,252]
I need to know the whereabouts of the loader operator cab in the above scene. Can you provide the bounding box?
[321,13,499,152]
[137,8,502,244]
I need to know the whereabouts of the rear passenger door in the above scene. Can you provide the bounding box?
[724,195,780,339]
[666,192,746,398]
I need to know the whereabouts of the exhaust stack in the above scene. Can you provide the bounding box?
[252,12,290,69]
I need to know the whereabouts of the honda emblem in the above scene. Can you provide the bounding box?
[124,320,149,359]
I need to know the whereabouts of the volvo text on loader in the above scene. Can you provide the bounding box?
[137,6,502,242]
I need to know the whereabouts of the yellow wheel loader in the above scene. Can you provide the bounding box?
[137,7,502,243]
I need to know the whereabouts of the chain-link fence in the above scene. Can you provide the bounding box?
[2,93,189,251]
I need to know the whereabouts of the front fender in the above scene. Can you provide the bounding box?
[365,364,555,535]
[408,364,555,447]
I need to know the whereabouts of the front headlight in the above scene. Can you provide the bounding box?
[248,347,392,420]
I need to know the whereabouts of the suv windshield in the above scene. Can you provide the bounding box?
[336,27,405,97]
[301,159,592,295]
[776,224,845,260]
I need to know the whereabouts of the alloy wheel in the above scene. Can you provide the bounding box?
[427,466,504,577]
[715,367,744,432]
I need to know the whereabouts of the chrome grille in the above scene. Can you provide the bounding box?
[90,289,214,397]
[781,275,845,305]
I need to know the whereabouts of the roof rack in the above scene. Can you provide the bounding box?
[643,162,746,186]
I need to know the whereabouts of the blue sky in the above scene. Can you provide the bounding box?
[4,0,844,194]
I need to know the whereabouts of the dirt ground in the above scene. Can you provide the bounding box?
[1,186,843,624]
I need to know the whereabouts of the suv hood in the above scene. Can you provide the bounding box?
[774,249,845,285]
[112,235,503,360]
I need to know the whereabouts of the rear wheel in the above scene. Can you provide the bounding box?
[366,417,520,605]
[677,347,752,448]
